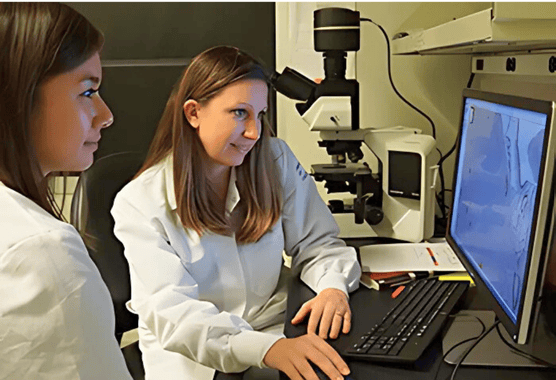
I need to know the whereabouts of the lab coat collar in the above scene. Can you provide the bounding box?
[164,154,176,210]
[225,168,240,215]
[164,154,240,214]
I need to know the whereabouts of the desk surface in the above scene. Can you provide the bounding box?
[282,275,555,380]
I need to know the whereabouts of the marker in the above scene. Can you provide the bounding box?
[427,247,439,266]
[392,285,405,299]
[377,271,434,288]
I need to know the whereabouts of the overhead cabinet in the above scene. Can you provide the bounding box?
[392,3,556,55]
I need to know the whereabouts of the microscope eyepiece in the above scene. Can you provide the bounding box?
[270,67,316,101]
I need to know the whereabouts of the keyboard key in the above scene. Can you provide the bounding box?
[388,339,407,356]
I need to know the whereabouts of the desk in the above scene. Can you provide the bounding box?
[281,272,555,380]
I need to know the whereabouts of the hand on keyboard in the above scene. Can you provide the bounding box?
[291,288,352,339]
[263,334,351,380]
[344,278,468,363]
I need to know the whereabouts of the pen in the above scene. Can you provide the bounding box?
[427,247,439,266]
[377,271,434,287]
[392,285,405,299]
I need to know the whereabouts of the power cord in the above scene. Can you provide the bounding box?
[436,73,475,219]
[447,320,498,380]
[440,317,556,379]
[437,155,447,222]
[432,314,486,380]
[495,322,556,369]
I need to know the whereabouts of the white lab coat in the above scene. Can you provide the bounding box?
[111,137,361,379]
[0,182,132,380]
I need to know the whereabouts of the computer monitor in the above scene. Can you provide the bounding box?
[444,88,556,367]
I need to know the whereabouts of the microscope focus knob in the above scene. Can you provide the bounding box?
[364,205,384,225]
[347,148,364,163]
[328,200,345,213]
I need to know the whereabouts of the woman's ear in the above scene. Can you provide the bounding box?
[183,99,200,129]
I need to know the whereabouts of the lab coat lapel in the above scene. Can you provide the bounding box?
[164,154,177,211]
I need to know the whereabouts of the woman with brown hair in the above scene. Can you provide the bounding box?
[0,3,132,379]
[111,45,361,380]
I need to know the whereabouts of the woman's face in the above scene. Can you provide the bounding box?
[184,78,268,175]
[30,52,113,175]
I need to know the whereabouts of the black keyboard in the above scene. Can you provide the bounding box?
[343,278,468,364]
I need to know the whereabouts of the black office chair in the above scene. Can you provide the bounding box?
[70,151,146,380]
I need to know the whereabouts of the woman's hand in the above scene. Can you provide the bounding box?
[263,335,350,380]
[291,288,351,339]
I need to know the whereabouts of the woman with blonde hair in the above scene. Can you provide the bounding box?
[111,45,361,380]
[0,3,131,379]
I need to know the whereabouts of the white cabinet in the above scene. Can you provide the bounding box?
[392,3,556,55]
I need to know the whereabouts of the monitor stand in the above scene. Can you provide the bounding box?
[442,310,556,368]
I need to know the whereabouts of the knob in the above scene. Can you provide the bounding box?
[365,205,384,225]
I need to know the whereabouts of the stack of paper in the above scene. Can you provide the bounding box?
[360,241,466,273]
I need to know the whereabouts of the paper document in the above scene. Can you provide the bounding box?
[360,241,466,272]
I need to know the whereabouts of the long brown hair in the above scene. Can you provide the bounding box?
[0,3,104,218]
[136,46,282,243]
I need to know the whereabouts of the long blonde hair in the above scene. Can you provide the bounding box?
[136,46,282,243]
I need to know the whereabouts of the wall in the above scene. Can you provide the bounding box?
[477,74,556,102]
[67,2,276,159]
[276,2,488,237]
[54,2,275,221]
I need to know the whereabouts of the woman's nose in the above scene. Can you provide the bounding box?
[243,119,260,140]
[96,96,114,129]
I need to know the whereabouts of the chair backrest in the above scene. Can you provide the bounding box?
[70,151,145,341]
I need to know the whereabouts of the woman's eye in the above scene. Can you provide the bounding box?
[233,109,248,119]
[82,88,99,98]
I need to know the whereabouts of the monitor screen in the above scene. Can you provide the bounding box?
[447,89,556,344]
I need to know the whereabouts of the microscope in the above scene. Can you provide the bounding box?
[271,8,438,243]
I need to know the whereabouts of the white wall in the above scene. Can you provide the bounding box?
[276,2,488,236]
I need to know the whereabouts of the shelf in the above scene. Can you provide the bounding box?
[392,4,556,56]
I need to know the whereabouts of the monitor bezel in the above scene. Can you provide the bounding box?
[446,88,556,344]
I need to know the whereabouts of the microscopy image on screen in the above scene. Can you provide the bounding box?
[451,99,546,322]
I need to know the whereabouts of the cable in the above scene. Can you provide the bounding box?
[433,147,447,221]
[437,72,475,169]
[466,73,476,89]
[435,72,476,224]
[448,320,498,380]
[495,322,556,369]
[433,314,486,380]
[437,156,447,221]
[438,316,556,380]
[437,135,459,168]
[438,189,453,217]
